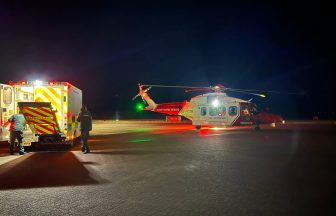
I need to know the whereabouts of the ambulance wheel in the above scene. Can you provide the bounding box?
[195,125,201,130]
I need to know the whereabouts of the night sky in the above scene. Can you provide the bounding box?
[1,1,334,119]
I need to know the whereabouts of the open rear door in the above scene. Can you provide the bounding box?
[18,102,61,135]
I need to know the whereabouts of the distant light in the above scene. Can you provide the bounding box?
[34,80,42,86]
[212,99,219,107]
[128,139,152,143]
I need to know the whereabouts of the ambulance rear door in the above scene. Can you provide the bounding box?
[34,85,65,133]
[0,84,14,140]
[18,102,61,134]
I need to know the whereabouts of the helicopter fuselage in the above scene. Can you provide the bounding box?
[134,84,283,129]
[179,92,254,127]
[143,92,254,127]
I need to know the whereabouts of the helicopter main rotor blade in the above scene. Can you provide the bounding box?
[184,88,213,92]
[142,84,210,89]
[228,89,266,98]
[140,84,302,96]
[228,88,302,95]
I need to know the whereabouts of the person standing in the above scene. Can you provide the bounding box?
[5,112,27,155]
[77,105,92,154]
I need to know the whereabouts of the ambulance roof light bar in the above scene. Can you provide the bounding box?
[33,80,42,86]
[8,80,67,86]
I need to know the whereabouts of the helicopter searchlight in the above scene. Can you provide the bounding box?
[212,99,219,107]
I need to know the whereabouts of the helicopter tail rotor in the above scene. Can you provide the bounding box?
[132,84,152,102]
[132,83,157,110]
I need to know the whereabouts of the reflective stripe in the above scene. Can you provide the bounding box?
[35,87,65,132]
[20,105,59,135]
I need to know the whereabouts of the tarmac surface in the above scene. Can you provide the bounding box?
[0,120,336,215]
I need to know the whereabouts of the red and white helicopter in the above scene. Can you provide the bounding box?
[133,84,284,129]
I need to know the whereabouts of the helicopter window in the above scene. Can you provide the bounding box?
[229,106,237,116]
[207,95,222,105]
[218,107,226,116]
[201,107,207,116]
[209,107,218,116]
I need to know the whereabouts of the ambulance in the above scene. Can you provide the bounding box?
[0,80,82,146]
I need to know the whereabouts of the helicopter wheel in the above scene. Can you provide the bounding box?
[195,125,201,130]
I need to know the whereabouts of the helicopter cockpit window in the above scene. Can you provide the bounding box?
[209,107,218,116]
[3,87,13,105]
[241,105,249,115]
[207,95,223,105]
[229,106,237,116]
[201,107,207,116]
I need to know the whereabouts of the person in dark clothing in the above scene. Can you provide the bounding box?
[5,112,27,155]
[77,105,92,154]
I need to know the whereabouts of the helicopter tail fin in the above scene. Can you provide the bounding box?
[132,84,157,110]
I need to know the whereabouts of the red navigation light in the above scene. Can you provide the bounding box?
[18,80,27,84]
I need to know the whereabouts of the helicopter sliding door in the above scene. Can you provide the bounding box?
[192,94,233,127]
[226,105,239,126]
[192,105,230,126]
[208,105,229,125]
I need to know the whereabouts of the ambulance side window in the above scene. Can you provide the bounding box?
[3,87,12,104]
[201,107,207,116]
[229,106,237,116]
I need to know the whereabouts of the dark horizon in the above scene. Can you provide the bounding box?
[1,2,334,120]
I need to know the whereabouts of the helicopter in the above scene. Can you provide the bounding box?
[132,84,284,129]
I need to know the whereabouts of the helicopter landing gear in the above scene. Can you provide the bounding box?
[195,125,201,130]
[255,120,261,131]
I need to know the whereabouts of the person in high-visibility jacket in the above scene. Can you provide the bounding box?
[5,113,27,155]
[77,105,92,154]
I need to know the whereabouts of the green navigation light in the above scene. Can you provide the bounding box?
[135,103,145,112]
